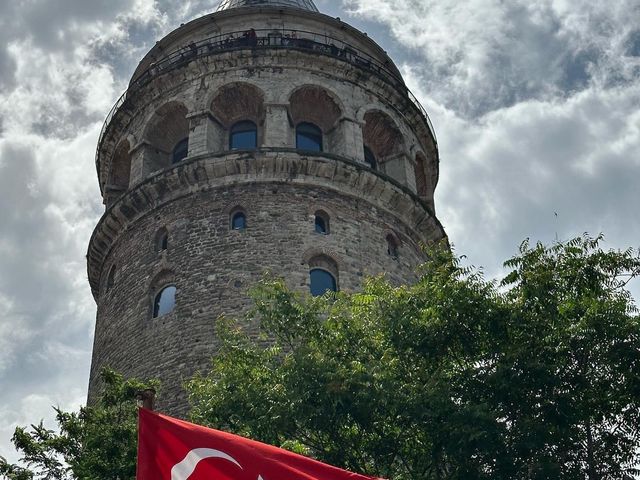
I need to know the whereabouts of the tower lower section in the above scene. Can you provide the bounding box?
[87,150,445,414]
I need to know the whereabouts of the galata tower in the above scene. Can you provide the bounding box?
[87,0,446,414]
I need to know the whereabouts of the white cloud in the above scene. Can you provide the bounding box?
[345,0,640,116]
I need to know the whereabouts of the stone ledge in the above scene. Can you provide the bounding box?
[87,149,447,299]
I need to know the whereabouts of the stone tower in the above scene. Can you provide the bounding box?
[87,0,446,414]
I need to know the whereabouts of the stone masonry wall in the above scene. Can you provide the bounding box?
[90,180,428,415]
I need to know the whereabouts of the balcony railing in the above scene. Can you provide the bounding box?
[96,27,437,178]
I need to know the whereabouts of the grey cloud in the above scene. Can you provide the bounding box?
[0,47,17,93]
[0,144,73,318]
[0,141,95,462]
[7,0,132,50]
[434,85,640,292]
[625,30,640,56]
[344,0,640,118]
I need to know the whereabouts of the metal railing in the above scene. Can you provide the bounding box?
[96,27,437,178]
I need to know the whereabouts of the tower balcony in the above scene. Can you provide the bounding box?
[95,27,437,193]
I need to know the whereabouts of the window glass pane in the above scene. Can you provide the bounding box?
[172,138,189,164]
[232,212,246,230]
[315,216,327,234]
[160,234,168,251]
[154,285,176,317]
[364,146,376,170]
[230,121,257,149]
[296,123,322,152]
[310,269,336,296]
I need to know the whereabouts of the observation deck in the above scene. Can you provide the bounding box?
[95,26,437,185]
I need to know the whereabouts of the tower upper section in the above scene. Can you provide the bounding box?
[217,0,319,12]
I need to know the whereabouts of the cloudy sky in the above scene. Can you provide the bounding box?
[1,0,639,465]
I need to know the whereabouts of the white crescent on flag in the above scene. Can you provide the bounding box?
[170,448,243,480]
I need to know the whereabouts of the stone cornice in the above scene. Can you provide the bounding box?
[87,149,447,300]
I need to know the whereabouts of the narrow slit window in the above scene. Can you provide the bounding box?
[314,211,330,235]
[387,234,399,259]
[106,266,116,292]
[155,228,169,252]
[315,216,327,234]
[231,211,247,230]
[153,285,176,318]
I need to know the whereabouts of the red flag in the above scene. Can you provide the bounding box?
[137,408,383,480]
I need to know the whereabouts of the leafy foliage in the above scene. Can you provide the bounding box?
[3,236,639,480]
[188,236,640,479]
[0,369,157,480]
[496,235,640,478]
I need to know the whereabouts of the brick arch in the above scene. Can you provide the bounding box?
[307,254,340,292]
[143,101,189,154]
[301,247,342,270]
[287,85,343,132]
[362,109,406,161]
[210,82,265,129]
[150,268,175,289]
[307,203,336,220]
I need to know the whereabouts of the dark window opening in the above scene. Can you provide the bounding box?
[387,234,399,259]
[155,228,169,252]
[172,138,189,164]
[153,285,176,318]
[230,120,258,150]
[364,145,377,170]
[314,210,330,235]
[315,216,327,234]
[296,122,323,152]
[310,269,337,296]
[232,211,247,230]
[106,266,116,291]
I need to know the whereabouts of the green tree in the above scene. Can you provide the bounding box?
[0,369,157,480]
[492,235,640,479]
[188,236,640,479]
[4,236,639,480]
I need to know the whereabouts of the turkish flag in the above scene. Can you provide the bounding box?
[137,408,383,480]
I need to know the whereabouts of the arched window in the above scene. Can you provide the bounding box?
[153,285,176,318]
[308,254,339,296]
[172,138,189,164]
[386,234,399,259]
[231,211,247,230]
[314,210,330,235]
[310,269,337,296]
[230,120,258,150]
[296,122,323,152]
[364,145,377,170]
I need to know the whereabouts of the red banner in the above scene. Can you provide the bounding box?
[137,408,383,480]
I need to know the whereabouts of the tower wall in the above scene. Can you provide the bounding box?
[88,5,445,413]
